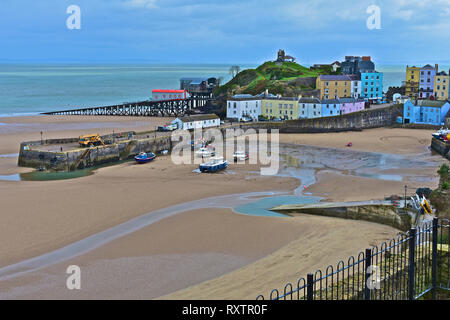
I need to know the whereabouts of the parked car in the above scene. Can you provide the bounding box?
[240,117,252,123]
[157,124,177,132]
[272,118,282,122]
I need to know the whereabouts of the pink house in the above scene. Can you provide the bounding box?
[340,98,365,115]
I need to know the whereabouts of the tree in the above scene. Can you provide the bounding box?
[229,65,241,78]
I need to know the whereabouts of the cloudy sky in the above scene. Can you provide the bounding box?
[1,0,450,65]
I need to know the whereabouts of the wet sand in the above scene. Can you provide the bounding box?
[0,209,399,300]
[277,128,434,155]
[0,116,445,299]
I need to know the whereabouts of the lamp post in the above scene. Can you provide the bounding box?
[404,185,408,211]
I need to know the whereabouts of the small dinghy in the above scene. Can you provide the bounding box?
[199,157,228,173]
[195,146,216,158]
[233,151,249,162]
[134,152,156,164]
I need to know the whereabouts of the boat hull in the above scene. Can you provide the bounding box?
[199,161,228,173]
[134,153,156,164]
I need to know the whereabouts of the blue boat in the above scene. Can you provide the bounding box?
[199,157,228,173]
[134,152,156,164]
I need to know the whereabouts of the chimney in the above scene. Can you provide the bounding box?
[435,64,439,72]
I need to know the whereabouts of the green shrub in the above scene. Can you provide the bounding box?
[438,164,449,176]
[443,181,449,190]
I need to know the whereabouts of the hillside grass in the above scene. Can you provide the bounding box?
[215,61,338,97]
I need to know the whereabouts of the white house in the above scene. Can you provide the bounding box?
[227,95,261,121]
[172,114,220,130]
[298,97,322,119]
[349,75,361,99]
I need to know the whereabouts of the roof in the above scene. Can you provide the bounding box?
[321,99,340,104]
[339,98,364,103]
[178,114,220,122]
[348,74,361,81]
[152,89,186,93]
[232,94,255,99]
[318,75,352,81]
[180,77,208,82]
[421,64,435,69]
[229,94,261,101]
[263,97,298,101]
[416,100,448,108]
[299,97,321,104]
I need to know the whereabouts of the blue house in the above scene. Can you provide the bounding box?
[360,72,383,102]
[321,99,341,117]
[403,99,450,125]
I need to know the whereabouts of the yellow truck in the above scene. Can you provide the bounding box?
[79,134,105,147]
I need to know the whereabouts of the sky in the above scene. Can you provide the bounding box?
[1,0,450,65]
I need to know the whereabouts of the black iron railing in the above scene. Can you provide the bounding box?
[256,218,449,300]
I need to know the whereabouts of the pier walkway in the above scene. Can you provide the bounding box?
[42,93,212,117]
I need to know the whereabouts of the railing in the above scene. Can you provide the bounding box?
[256,218,449,300]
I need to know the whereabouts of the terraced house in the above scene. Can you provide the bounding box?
[298,97,322,119]
[320,99,341,117]
[226,94,261,121]
[316,75,352,100]
[419,64,438,99]
[405,66,420,99]
[434,71,450,101]
[261,97,299,120]
[403,99,450,125]
[360,71,383,102]
[339,98,365,115]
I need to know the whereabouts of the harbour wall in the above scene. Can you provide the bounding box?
[431,137,450,160]
[18,133,172,171]
[272,203,412,231]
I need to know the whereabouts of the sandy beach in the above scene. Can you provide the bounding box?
[0,116,446,299]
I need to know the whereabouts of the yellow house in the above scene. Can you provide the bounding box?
[405,66,420,99]
[434,71,450,101]
[316,75,351,99]
[261,97,299,120]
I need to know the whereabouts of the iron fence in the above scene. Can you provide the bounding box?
[256,218,449,300]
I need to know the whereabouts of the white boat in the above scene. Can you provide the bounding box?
[195,146,215,158]
[199,157,228,173]
[432,127,449,140]
[233,151,249,162]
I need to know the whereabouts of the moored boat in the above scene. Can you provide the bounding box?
[233,150,249,162]
[195,146,216,158]
[134,152,156,164]
[199,157,228,173]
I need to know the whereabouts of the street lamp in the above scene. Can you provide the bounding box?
[404,185,408,210]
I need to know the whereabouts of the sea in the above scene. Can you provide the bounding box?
[0,64,446,117]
